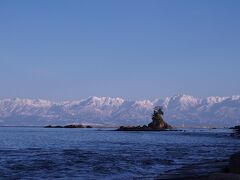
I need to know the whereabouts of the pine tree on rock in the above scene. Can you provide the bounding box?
[148,106,172,129]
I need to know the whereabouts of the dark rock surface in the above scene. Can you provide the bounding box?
[209,152,240,180]
[209,173,240,180]
[229,152,240,174]
[44,125,63,128]
[64,124,85,128]
[230,125,240,137]
[230,125,240,130]
[44,124,92,128]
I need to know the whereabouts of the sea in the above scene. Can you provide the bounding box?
[0,127,239,179]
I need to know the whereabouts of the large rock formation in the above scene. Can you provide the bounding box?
[117,106,172,131]
[148,106,172,129]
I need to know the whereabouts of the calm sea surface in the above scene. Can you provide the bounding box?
[0,127,239,179]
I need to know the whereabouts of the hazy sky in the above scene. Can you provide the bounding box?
[0,0,240,101]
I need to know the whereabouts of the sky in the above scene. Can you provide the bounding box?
[0,0,240,101]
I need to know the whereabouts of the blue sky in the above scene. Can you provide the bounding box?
[0,0,240,101]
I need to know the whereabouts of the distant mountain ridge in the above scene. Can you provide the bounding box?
[0,95,240,127]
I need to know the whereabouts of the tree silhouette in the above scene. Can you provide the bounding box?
[148,106,171,129]
[153,106,164,116]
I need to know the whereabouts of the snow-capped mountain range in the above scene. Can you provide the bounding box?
[0,95,240,127]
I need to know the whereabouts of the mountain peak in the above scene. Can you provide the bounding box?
[81,96,124,107]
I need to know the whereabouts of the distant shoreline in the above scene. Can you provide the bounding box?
[0,125,236,129]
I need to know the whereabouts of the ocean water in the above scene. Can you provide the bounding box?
[0,127,239,179]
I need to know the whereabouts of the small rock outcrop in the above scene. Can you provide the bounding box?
[230,125,240,130]
[230,125,240,137]
[44,124,92,128]
[117,106,172,131]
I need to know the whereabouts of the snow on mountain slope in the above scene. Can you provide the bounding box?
[0,98,52,117]
[0,95,239,127]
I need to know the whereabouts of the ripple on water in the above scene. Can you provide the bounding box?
[0,127,239,179]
